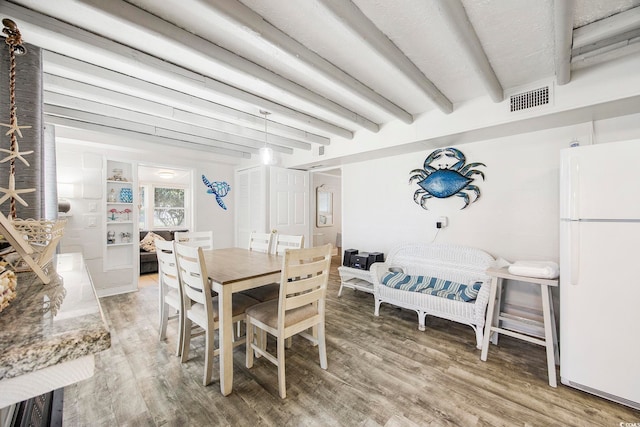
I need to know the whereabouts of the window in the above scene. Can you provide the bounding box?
[139,184,189,230]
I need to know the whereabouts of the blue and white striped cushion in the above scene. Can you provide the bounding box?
[381,272,482,302]
[461,281,482,301]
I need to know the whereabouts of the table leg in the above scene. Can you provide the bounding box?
[480,276,500,360]
[540,284,557,387]
[218,286,233,395]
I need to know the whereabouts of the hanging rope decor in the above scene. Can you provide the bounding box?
[0,18,34,219]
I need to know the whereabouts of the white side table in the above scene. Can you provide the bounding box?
[337,266,375,296]
[480,267,559,387]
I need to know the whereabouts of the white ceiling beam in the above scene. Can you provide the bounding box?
[44,91,308,152]
[554,0,574,85]
[42,52,327,146]
[2,2,353,139]
[571,35,640,70]
[195,0,413,124]
[44,105,266,156]
[45,116,251,159]
[317,0,453,114]
[44,102,294,155]
[434,0,504,103]
[573,6,640,49]
[75,0,379,133]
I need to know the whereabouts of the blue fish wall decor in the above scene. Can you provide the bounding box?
[202,175,231,210]
[409,147,485,210]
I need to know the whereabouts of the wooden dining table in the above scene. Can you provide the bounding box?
[201,247,282,396]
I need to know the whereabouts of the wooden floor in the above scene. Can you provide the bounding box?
[63,258,639,426]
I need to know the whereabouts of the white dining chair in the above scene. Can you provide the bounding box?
[242,233,304,303]
[156,239,183,356]
[174,242,259,386]
[272,234,304,255]
[245,244,333,398]
[174,231,214,250]
[248,231,273,253]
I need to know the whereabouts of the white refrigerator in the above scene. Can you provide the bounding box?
[559,139,640,410]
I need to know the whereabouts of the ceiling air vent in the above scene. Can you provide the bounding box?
[510,86,550,112]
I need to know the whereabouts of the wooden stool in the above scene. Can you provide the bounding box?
[480,267,559,387]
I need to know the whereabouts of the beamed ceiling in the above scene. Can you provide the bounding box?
[1,0,640,165]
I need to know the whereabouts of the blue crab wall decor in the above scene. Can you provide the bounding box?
[409,147,485,210]
[202,175,231,210]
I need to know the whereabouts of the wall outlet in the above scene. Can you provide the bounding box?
[436,216,448,229]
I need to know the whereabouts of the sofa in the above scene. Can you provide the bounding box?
[139,230,188,274]
[370,243,494,349]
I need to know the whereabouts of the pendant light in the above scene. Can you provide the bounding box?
[259,110,273,165]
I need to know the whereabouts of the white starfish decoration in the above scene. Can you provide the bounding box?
[0,114,31,138]
[0,139,33,166]
[0,174,35,207]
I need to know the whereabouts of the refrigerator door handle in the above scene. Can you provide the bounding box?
[571,221,580,286]
[569,154,580,220]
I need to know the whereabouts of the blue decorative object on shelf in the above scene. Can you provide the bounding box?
[202,175,231,210]
[119,187,133,203]
[409,147,485,210]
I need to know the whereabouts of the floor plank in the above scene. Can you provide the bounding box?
[62,260,640,426]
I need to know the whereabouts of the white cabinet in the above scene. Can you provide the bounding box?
[235,166,310,249]
[99,159,138,295]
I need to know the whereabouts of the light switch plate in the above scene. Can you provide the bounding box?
[84,215,98,228]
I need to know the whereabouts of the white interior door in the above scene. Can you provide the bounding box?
[269,167,309,247]
[235,167,267,248]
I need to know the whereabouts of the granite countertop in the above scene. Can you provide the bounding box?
[0,253,111,381]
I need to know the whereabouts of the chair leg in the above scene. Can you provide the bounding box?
[203,325,214,386]
[257,329,267,358]
[236,321,243,340]
[246,321,254,368]
[317,321,328,370]
[175,309,184,357]
[181,317,192,363]
[159,300,169,341]
[277,335,286,399]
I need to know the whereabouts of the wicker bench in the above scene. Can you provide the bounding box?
[370,243,494,349]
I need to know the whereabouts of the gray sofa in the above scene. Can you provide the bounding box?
[139,230,187,274]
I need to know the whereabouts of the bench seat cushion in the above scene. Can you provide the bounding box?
[381,271,481,302]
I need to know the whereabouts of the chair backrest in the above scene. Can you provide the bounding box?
[155,239,180,294]
[273,234,304,255]
[174,231,213,250]
[248,231,273,253]
[277,244,332,330]
[174,243,214,312]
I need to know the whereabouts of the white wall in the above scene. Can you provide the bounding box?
[56,139,237,293]
[342,125,571,260]
[341,115,640,318]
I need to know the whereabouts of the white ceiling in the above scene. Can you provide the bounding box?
[2,0,640,164]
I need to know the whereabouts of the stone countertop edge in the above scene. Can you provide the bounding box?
[0,253,111,381]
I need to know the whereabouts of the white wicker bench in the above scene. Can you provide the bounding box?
[370,243,494,349]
